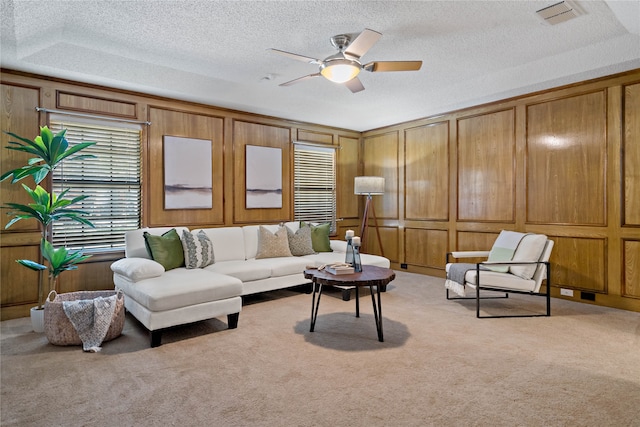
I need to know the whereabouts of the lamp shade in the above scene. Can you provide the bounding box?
[320,59,361,83]
[354,176,385,195]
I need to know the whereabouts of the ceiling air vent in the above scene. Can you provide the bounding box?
[536,1,582,25]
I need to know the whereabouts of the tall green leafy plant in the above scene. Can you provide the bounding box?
[1,126,96,309]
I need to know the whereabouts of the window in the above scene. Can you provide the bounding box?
[49,117,141,252]
[293,143,337,231]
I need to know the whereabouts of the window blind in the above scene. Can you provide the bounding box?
[294,144,336,232]
[49,118,141,252]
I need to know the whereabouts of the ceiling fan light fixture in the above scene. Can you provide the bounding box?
[320,59,361,83]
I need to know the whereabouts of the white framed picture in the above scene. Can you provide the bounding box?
[163,136,212,209]
[245,145,282,209]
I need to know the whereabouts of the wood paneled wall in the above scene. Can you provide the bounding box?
[362,70,640,312]
[0,70,359,320]
[1,68,639,316]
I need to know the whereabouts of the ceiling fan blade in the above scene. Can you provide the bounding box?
[344,77,365,93]
[269,48,321,65]
[279,73,321,87]
[344,28,382,58]
[363,61,423,72]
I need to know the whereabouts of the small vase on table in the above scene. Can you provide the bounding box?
[352,236,362,273]
[345,229,355,265]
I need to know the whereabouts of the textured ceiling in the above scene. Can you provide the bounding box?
[1,0,639,131]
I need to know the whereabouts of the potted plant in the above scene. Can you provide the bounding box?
[1,126,96,332]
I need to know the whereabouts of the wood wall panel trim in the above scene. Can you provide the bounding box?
[2,69,640,316]
[147,107,226,227]
[526,90,607,226]
[0,233,41,247]
[232,119,292,224]
[404,121,449,221]
[363,131,399,219]
[1,245,40,306]
[56,91,137,119]
[623,82,640,226]
[549,235,607,293]
[363,226,399,263]
[337,136,360,219]
[622,239,640,298]
[296,129,333,145]
[456,108,516,222]
[57,260,115,294]
[404,227,448,269]
[1,83,42,232]
[456,230,501,251]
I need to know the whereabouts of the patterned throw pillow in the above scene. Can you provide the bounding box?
[286,225,315,256]
[181,230,215,269]
[143,229,185,270]
[255,226,293,259]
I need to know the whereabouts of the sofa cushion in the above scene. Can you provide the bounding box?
[286,224,315,256]
[111,257,165,282]
[510,234,548,280]
[302,221,332,253]
[181,230,215,269]
[204,260,271,282]
[252,257,310,277]
[118,268,243,312]
[196,227,245,262]
[256,226,292,259]
[486,230,526,273]
[464,269,536,292]
[144,229,184,270]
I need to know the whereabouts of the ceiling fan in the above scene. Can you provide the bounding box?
[269,28,422,93]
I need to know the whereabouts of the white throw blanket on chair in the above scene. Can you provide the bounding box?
[63,295,118,352]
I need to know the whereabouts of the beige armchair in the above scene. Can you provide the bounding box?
[445,231,554,318]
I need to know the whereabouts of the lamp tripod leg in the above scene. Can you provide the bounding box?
[369,199,384,258]
[360,196,371,247]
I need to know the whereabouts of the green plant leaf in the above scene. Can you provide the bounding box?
[40,239,91,277]
[1,127,95,184]
[4,184,95,230]
[4,126,96,308]
[16,259,47,271]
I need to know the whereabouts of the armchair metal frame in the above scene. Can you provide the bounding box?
[445,252,552,319]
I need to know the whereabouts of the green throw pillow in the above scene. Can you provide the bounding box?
[143,229,185,270]
[301,221,332,253]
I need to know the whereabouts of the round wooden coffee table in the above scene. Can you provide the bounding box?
[303,265,396,342]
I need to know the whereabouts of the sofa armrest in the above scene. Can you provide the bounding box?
[330,240,347,253]
[111,257,165,282]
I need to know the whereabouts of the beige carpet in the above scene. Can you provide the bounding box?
[2,271,639,427]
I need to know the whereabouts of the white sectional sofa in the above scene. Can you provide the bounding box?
[111,222,389,347]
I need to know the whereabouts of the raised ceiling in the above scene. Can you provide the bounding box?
[1,0,639,131]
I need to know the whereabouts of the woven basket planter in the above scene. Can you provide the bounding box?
[44,290,125,346]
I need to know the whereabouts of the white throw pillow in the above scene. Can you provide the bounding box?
[181,230,215,269]
[110,258,165,281]
[510,234,548,279]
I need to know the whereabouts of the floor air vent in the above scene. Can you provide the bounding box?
[536,1,582,25]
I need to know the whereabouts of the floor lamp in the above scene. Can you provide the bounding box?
[354,176,385,258]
